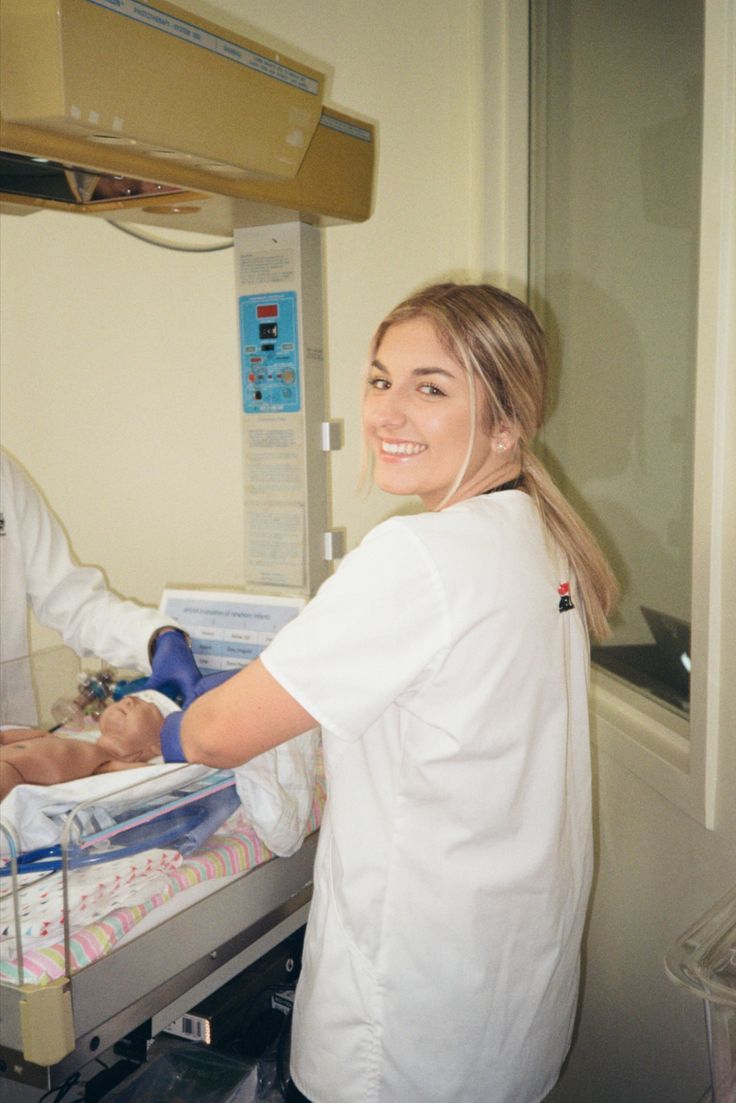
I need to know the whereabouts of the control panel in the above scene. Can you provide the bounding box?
[240,290,301,414]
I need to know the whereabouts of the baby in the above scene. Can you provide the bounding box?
[0,690,178,800]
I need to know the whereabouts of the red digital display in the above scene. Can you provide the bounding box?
[257,304,279,318]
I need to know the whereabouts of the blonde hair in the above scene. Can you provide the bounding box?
[369,282,618,640]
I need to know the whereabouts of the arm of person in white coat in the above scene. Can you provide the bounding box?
[1,450,176,672]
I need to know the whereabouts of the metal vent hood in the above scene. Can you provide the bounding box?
[0,0,375,235]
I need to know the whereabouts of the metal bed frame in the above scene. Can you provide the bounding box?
[0,831,317,1092]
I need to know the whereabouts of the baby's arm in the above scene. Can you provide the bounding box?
[0,728,49,746]
[0,736,113,799]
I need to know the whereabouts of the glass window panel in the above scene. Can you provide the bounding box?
[529,0,704,716]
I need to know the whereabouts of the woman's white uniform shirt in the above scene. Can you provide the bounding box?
[262,490,593,1103]
[1,451,173,723]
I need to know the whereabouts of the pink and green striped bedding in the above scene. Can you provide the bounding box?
[0,783,324,987]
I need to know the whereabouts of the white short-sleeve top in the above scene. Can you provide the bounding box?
[262,490,593,1103]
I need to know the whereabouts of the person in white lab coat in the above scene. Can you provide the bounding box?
[0,448,179,724]
[158,283,618,1103]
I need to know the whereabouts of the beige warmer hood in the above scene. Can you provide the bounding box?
[0,0,375,235]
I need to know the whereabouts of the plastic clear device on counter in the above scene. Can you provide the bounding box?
[665,885,736,1103]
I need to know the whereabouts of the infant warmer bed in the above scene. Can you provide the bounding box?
[0,651,323,1094]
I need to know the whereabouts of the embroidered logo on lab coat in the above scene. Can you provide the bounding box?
[558,582,574,612]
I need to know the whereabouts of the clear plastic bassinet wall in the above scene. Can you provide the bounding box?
[666,886,736,1103]
[0,645,83,730]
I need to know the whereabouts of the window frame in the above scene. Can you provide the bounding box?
[506,0,735,829]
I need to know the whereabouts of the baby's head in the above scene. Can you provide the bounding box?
[98,690,178,763]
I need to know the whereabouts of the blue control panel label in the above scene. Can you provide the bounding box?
[240,291,301,414]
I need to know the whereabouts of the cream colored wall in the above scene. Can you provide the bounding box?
[0,214,242,634]
[0,0,490,654]
[3,5,733,1102]
[546,747,736,1103]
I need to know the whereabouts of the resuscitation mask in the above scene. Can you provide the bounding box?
[50,668,148,728]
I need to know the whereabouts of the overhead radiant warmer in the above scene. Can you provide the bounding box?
[0,0,375,235]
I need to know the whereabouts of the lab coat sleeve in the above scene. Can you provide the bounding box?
[261,518,451,741]
[1,451,174,672]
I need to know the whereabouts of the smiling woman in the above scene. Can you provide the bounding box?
[363,316,520,509]
[160,282,619,1103]
[362,282,618,637]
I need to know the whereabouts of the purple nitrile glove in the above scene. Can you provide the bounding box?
[146,630,201,706]
[160,710,186,762]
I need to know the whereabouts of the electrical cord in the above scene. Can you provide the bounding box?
[38,1071,81,1102]
[105,220,233,252]
[276,1008,293,1098]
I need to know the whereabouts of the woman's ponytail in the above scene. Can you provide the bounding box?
[521,447,618,641]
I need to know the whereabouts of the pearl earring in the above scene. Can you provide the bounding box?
[495,440,507,453]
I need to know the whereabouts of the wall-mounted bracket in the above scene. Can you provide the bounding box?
[321,420,343,452]
[323,530,346,562]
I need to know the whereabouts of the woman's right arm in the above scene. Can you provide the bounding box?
[176,658,318,768]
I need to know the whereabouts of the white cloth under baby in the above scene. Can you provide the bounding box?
[0,764,217,855]
[1,719,320,861]
[233,728,319,857]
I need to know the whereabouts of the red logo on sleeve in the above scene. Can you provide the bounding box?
[558,582,575,612]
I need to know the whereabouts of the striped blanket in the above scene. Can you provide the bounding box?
[0,779,324,986]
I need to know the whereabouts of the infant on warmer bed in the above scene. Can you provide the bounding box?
[0,690,179,799]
